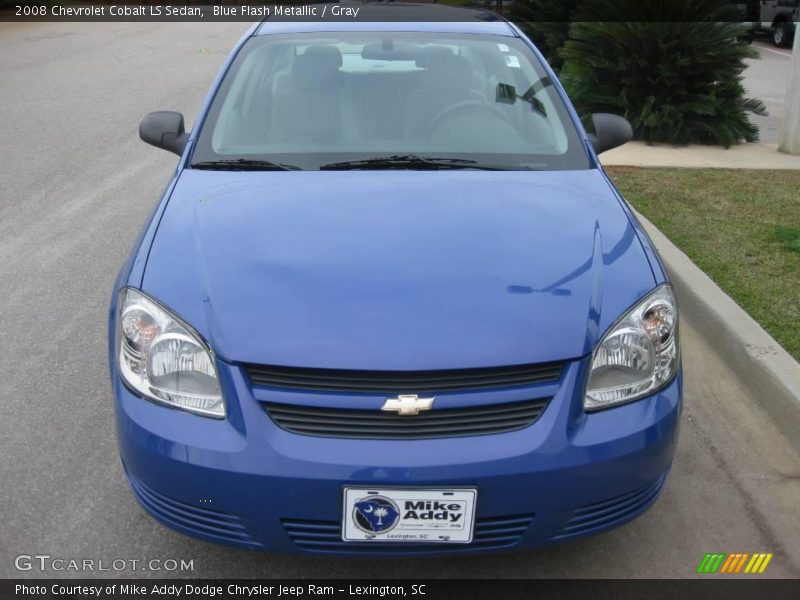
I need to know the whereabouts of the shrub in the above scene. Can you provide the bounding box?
[509,0,584,71]
[511,0,767,146]
[557,0,766,146]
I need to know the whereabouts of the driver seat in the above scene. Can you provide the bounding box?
[404,53,485,140]
[270,47,347,143]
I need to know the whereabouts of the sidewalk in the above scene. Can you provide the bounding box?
[601,141,800,169]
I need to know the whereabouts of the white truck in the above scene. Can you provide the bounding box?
[757,0,798,47]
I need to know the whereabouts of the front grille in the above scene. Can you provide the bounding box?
[552,474,667,541]
[282,514,533,554]
[265,398,549,439]
[246,362,563,393]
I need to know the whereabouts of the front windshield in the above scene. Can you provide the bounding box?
[192,31,590,170]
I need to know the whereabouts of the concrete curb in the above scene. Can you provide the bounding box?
[602,141,800,169]
[634,210,800,447]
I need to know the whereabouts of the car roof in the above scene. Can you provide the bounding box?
[254,3,517,37]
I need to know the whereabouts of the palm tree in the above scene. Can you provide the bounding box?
[373,507,389,527]
[512,0,766,146]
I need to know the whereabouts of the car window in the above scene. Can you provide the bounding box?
[193,32,590,170]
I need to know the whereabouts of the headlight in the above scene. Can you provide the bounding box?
[117,288,224,418]
[585,284,679,411]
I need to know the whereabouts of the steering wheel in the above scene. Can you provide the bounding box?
[426,100,514,140]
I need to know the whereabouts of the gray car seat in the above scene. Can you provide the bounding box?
[270,46,347,143]
[404,53,486,140]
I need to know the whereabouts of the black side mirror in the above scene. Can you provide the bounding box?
[587,113,633,154]
[139,111,188,156]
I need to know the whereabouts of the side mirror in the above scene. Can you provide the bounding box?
[139,111,188,156]
[587,113,633,154]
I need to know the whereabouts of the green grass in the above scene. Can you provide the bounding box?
[607,167,800,362]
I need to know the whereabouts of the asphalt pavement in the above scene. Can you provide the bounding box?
[1,21,799,579]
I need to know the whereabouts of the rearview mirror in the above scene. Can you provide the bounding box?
[587,113,633,155]
[139,111,188,156]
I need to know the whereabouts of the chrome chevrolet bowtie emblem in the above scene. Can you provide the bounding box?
[381,394,435,416]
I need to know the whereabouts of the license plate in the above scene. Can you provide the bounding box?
[342,487,477,543]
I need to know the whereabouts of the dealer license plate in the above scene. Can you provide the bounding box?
[342,488,477,543]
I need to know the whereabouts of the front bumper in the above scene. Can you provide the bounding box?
[114,357,682,555]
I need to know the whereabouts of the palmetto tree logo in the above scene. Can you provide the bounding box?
[373,507,389,527]
[353,495,400,534]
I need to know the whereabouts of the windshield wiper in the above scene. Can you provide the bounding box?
[192,159,301,171]
[319,155,520,171]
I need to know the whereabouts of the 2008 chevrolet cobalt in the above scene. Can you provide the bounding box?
[110,8,681,554]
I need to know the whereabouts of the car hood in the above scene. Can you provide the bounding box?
[142,169,655,369]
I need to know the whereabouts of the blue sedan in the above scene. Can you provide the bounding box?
[110,7,681,554]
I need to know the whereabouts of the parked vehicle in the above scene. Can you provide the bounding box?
[755,0,798,46]
[110,5,682,554]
